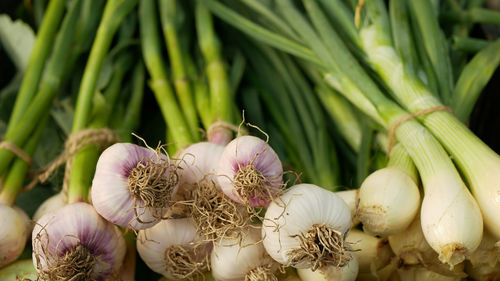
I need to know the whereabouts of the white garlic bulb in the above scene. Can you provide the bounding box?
[0,204,29,268]
[177,142,225,185]
[33,192,66,223]
[92,143,179,230]
[32,202,126,280]
[211,227,279,281]
[137,218,209,280]
[297,253,359,281]
[263,184,352,269]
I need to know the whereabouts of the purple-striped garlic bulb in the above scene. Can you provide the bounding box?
[216,136,283,207]
[32,202,125,280]
[92,143,179,230]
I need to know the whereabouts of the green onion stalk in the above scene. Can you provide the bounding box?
[357,0,500,242]
[199,0,483,267]
[139,0,194,151]
[196,2,235,145]
[67,0,138,203]
[0,0,82,203]
[0,0,66,176]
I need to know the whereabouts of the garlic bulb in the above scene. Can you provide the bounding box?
[336,189,360,226]
[211,227,279,281]
[263,184,352,269]
[0,204,29,268]
[137,218,210,280]
[33,192,66,222]
[217,136,283,207]
[177,142,225,185]
[32,202,126,280]
[345,229,393,274]
[297,253,358,281]
[358,167,420,236]
[92,143,179,230]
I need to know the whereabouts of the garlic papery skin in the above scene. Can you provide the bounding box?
[0,204,29,268]
[263,184,352,269]
[137,218,209,280]
[336,189,360,226]
[92,143,179,230]
[217,135,283,207]
[211,227,279,281]
[358,167,420,236]
[32,202,126,281]
[177,142,225,184]
[345,229,393,274]
[420,170,483,267]
[33,192,66,223]
[297,254,358,281]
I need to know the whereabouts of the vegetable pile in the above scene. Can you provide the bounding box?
[0,0,499,280]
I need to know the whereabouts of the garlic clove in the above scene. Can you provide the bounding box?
[0,204,29,268]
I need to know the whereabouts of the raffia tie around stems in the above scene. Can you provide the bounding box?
[0,140,32,166]
[354,0,365,29]
[387,106,453,156]
[24,128,119,194]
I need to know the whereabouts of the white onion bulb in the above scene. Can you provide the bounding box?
[137,218,209,280]
[217,136,283,207]
[336,189,360,226]
[0,204,29,268]
[32,202,126,280]
[92,143,179,230]
[263,184,352,269]
[211,227,278,281]
[358,167,420,236]
[297,253,359,281]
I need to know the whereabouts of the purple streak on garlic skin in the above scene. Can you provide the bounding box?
[92,143,175,230]
[32,203,125,280]
[217,136,283,207]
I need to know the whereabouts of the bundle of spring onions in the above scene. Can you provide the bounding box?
[0,0,499,280]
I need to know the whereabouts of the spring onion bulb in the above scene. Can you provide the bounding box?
[137,218,210,280]
[467,230,500,268]
[211,226,279,281]
[217,136,283,207]
[297,253,358,281]
[345,229,393,274]
[465,260,500,281]
[263,184,352,270]
[336,189,360,226]
[92,143,179,230]
[33,192,66,223]
[0,259,37,280]
[356,260,398,281]
[395,266,462,281]
[32,202,126,280]
[0,204,30,268]
[358,167,420,236]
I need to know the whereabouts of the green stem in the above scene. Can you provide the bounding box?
[452,36,490,53]
[139,0,193,147]
[6,0,65,130]
[71,0,138,133]
[0,114,49,206]
[160,0,200,141]
[442,7,500,25]
[196,2,233,134]
[387,143,419,183]
[0,0,82,176]
[120,63,146,142]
